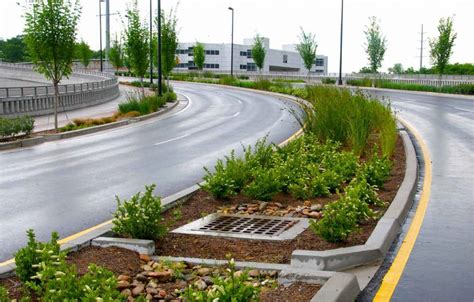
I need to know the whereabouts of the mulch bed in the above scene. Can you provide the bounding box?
[260,282,321,302]
[155,135,406,263]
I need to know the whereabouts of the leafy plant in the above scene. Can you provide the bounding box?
[112,184,167,239]
[14,230,61,283]
[0,286,9,302]
[243,168,281,201]
[359,151,392,188]
[296,28,318,76]
[79,264,124,301]
[252,34,266,74]
[0,116,35,139]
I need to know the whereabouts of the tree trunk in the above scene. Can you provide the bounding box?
[54,82,59,132]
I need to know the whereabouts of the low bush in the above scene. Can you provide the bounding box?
[0,286,9,302]
[180,258,260,302]
[14,230,61,283]
[112,184,167,239]
[0,116,35,139]
[118,92,170,116]
[359,151,392,188]
[321,77,336,84]
[243,168,281,201]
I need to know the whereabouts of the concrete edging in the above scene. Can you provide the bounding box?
[290,129,419,271]
[0,97,182,151]
[311,272,361,302]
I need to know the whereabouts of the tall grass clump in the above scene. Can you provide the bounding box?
[304,86,397,156]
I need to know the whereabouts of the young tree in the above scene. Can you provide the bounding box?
[109,34,123,73]
[364,16,387,73]
[193,42,205,72]
[430,17,457,76]
[388,63,404,74]
[296,28,318,77]
[23,0,81,131]
[160,8,179,89]
[124,2,149,89]
[75,39,93,69]
[252,34,266,74]
[0,36,27,62]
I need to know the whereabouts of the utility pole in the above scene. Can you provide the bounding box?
[149,0,153,84]
[157,0,162,96]
[419,24,426,72]
[228,7,234,77]
[99,0,103,72]
[105,0,110,64]
[338,0,344,85]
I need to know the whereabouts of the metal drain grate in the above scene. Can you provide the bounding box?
[172,214,309,241]
[197,216,298,236]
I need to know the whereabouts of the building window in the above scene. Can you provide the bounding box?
[204,63,220,69]
[247,63,257,71]
[283,54,288,64]
[315,58,324,67]
[240,64,247,70]
[205,50,220,55]
[176,63,188,68]
[240,51,247,56]
[175,49,188,54]
[247,50,253,59]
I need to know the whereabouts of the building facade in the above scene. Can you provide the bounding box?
[174,38,328,75]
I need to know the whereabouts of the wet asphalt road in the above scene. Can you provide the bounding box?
[367,90,474,301]
[0,82,301,261]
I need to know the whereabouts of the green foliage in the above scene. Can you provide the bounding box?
[321,77,336,84]
[364,16,387,73]
[193,42,205,71]
[118,91,169,115]
[0,286,9,302]
[74,39,93,68]
[181,259,260,302]
[78,264,123,301]
[346,177,383,207]
[0,116,35,139]
[158,8,179,77]
[388,63,404,74]
[359,151,392,188]
[0,35,27,63]
[243,168,281,201]
[112,184,167,239]
[14,230,61,284]
[124,3,149,81]
[252,34,266,72]
[310,198,358,243]
[430,17,457,75]
[109,34,123,72]
[296,28,318,74]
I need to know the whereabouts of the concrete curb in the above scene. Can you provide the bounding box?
[355,85,474,100]
[290,130,419,271]
[311,272,361,302]
[0,97,182,151]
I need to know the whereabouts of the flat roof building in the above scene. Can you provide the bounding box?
[174,38,328,75]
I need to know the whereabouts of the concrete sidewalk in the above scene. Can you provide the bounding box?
[33,84,140,132]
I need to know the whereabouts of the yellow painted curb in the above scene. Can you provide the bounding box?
[374,118,432,301]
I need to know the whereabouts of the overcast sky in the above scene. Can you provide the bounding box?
[0,0,472,73]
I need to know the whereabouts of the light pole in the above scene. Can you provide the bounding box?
[228,7,234,77]
[338,0,344,85]
[99,0,103,72]
[157,0,162,96]
[149,0,153,84]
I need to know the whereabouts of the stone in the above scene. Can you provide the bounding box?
[248,269,260,278]
[136,274,148,282]
[302,209,311,216]
[310,204,323,211]
[202,276,214,285]
[194,279,207,290]
[146,287,158,295]
[146,271,171,282]
[118,275,131,282]
[158,290,167,298]
[140,254,151,262]
[148,280,158,288]
[304,200,312,207]
[117,280,131,289]
[143,264,153,271]
[197,267,212,276]
[121,289,132,297]
[274,202,284,208]
[233,270,243,278]
[132,284,145,296]
[146,293,153,300]
[308,211,322,219]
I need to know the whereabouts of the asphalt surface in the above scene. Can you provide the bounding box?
[0,82,301,261]
[366,90,474,301]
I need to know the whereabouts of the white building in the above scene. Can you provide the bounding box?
[174,38,328,75]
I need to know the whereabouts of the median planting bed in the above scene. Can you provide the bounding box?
[1,85,405,301]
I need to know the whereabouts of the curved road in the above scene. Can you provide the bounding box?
[0,82,301,261]
[368,90,474,301]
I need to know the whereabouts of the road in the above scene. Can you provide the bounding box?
[367,90,474,301]
[0,82,301,261]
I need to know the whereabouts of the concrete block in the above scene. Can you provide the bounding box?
[366,218,400,256]
[278,268,334,285]
[92,237,155,255]
[21,136,45,147]
[311,272,360,302]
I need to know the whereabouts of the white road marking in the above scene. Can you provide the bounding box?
[232,111,241,117]
[154,134,190,146]
[453,107,474,113]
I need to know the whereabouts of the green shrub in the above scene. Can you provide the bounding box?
[0,116,35,138]
[310,198,358,243]
[321,77,336,84]
[243,168,281,201]
[14,230,61,283]
[359,152,392,188]
[112,184,167,239]
[346,177,383,207]
[218,76,236,86]
[180,259,260,302]
[0,286,9,302]
[79,264,123,301]
[163,91,177,103]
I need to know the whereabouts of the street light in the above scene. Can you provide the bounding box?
[157,0,162,96]
[149,0,153,84]
[338,0,344,85]
[99,0,104,72]
[228,7,234,77]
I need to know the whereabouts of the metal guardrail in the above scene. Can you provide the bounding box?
[0,63,119,117]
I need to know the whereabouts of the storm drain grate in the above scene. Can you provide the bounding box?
[172,214,309,241]
[197,216,298,236]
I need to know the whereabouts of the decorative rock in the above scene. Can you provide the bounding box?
[118,275,131,282]
[248,269,260,278]
[233,270,243,278]
[310,204,323,211]
[145,293,153,300]
[158,290,167,298]
[121,289,132,297]
[146,271,171,282]
[146,287,158,295]
[259,202,268,211]
[136,274,147,282]
[132,284,145,296]
[202,276,214,285]
[143,264,153,271]
[117,280,131,289]
[274,202,284,208]
[140,254,151,262]
[197,267,212,276]
[304,200,312,207]
[194,279,207,290]
[308,211,322,219]
[302,209,311,216]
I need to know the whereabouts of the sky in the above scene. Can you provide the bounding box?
[0,0,472,73]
